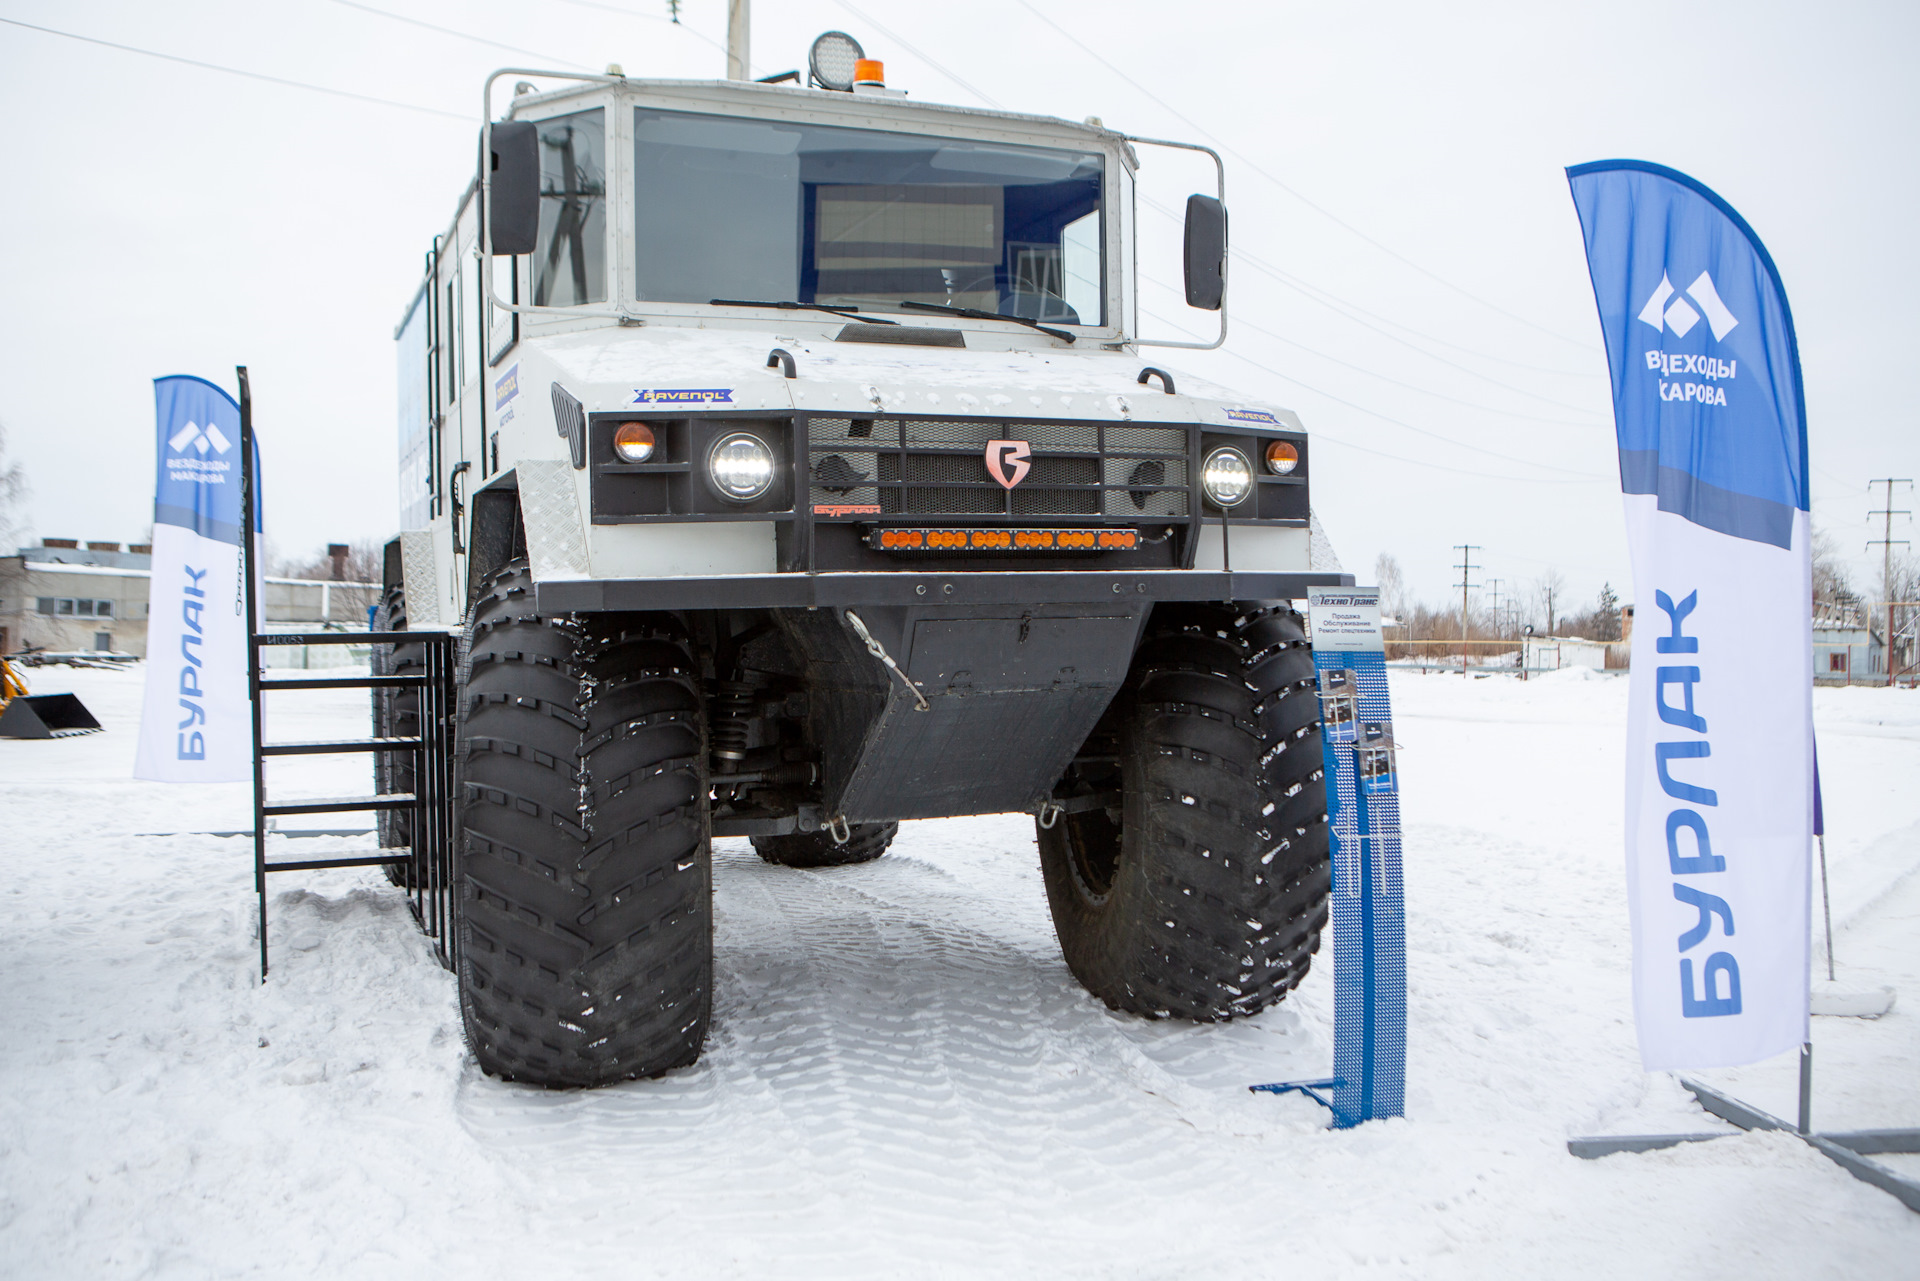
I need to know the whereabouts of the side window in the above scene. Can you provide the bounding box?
[533,109,607,306]
[1060,210,1102,326]
[444,279,459,400]
[461,249,482,385]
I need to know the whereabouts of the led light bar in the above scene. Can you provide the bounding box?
[869,528,1139,552]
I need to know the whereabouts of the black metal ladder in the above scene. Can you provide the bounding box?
[236,365,458,979]
[246,630,459,978]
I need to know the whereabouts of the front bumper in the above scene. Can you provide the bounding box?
[536,568,1354,613]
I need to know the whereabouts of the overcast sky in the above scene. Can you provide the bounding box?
[1,0,1914,611]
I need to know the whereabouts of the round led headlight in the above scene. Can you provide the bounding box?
[1201,446,1253,507]
[1264,440,1299,475]
[612,421,656,463]
[708,433,776,501]
[809,31,864,92]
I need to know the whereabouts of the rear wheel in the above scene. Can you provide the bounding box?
[455,560,712,1086]
[1039,602,1331,1020]
[371,583,420,886]
[751,822,898,869]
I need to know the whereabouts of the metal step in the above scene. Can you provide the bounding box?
[260,736,424,757]
[261,674,428,691]
[262,793,419,817]
[264,851,414,874]
[257,631,422,647]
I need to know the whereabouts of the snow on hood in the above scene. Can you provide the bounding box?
[536,323,1303,429]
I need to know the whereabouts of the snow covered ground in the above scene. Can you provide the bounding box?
[2,663,1917,1277]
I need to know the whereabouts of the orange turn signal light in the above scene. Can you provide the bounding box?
[613,421,657,463]
[1265,440,1299,475]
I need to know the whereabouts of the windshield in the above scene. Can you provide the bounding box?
[634,109,1105,325]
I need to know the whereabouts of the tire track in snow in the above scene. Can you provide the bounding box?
[449,822,1336,1273]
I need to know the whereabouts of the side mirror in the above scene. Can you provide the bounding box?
[1183,194,1227,310]
[485,121,539,256]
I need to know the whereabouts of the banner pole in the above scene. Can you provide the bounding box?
[1818,834,1836,981]
[1798,1041,1812,1135]
[237,366,267,980]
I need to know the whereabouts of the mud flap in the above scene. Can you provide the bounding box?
[788,605,1147,823]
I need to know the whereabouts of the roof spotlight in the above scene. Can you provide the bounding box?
[809,31,864,92]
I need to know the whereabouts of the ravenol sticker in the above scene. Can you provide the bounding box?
[494,364,519,410]
[1225,407,1279,424]
[634,388,735,406]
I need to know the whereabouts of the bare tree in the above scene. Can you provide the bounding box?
[1592,582,1622,642]
[1531,568,1566,636]
[282,538,385,624]
[0,423,28,552]
[1374,552,1407,621]
[1812,526,1859,619]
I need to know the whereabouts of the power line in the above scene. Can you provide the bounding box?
[1454,544,1482,675]
[546,0,735,65]
[1253,254,1602,380]
[0,15,469,120]
[329,0,593,70]
[1867,477,1914,686]
[1135,191,1607,412]
[1139,294,1608,481]
[1012,0,1593,350]
[1152,274,1607,433]
[832,0,1005,109]
[814,4,1605,395]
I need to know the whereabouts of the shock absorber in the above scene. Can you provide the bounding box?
[709,679,756,774]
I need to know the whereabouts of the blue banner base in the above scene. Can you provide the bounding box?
[1248,1078,1358,1128]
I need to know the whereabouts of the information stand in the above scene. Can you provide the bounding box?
[1252,588,1406,1127]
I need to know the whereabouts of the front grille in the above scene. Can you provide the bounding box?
[809,417,1188,519]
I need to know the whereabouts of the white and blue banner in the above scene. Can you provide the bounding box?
[134,375,261,783]
[1569,161,1812,1071]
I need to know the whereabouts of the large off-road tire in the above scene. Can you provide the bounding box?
[455,560,712,1086]
[751,822,898,869]
[371,583,420,886]
[1038,602,1331,1020]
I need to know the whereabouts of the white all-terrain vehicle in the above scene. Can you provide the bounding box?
[376,34,1351,1087]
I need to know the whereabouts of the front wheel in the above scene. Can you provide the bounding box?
[454,561,713,1086]
[1039,602,1331,1020]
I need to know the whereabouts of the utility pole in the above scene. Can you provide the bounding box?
[726,0,750,80]
[1486,578,1504,639]
[1868,478,1913,686]
[1454,544,1480,677]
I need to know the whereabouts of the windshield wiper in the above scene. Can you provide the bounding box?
[709,299,898,325]
[896,300,1075,344]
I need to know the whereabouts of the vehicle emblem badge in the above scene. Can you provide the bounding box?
[985,439,1031,490]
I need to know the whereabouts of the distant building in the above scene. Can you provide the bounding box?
[1527,634,1611,671]
[0,540,153,656]
[0,539,378,658]
[1812,602,1881,684]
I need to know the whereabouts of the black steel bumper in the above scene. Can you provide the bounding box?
[536,569,1354,613]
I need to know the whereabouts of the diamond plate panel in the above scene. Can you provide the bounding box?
[518,459,591,582]
[399,529,439,625]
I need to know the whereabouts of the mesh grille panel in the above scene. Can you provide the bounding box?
[904,419,1099,450]
[810,417,1190,519]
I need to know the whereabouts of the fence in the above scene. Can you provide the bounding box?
[1379,637,1625,676]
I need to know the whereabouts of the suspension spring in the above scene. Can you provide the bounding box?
[709,679,756,771]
